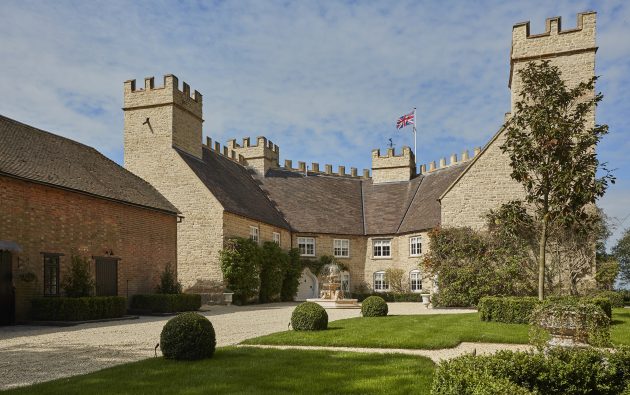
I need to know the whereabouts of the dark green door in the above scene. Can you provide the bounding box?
[0,250,14,325]
[95,257,118,296]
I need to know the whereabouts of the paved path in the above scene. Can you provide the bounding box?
[238,342,534,362]
[0,303,474,390]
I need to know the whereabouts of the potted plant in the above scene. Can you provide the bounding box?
[420,292,431,307]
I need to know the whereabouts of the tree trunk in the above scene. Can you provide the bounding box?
[538,215,548,301]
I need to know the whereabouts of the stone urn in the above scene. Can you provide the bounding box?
[421,293,431,307]
[538,311,589,348]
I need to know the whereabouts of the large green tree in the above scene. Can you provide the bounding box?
[501,60,614,300]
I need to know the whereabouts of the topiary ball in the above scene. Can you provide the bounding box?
[160,312,216,360]
[361,296,388,317]
[291,302,328,331]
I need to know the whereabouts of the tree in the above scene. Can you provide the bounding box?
[62,255,95,297]
[220,238,261,304]
[501,60,614,300]
[613,228,630,286]
[156,263,182,294]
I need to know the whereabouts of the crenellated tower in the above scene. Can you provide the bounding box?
[226,136,280,176]
[371,146,416,184]
[123,75,203,172]
[509,12,597,122]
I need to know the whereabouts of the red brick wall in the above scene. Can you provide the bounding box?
[0,175,178,321]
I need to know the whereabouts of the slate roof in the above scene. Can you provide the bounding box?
[261,169,364,234]
[259,163,468,236]
[0,114,179,214]
[177,147,290,229]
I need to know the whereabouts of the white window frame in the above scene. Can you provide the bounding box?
[249,226,259,244]
[272,232,281,245]
[333,239,350,258]
[298,237,315,257]
[409,236,422,257]
[373,271,389,292]
[372,239,392,258]
[410,269,422,292]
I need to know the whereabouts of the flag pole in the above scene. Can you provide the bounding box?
[413,107,417,159]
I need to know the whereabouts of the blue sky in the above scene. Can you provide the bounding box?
[1,0,629,246]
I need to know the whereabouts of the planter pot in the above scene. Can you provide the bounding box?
[223,292,234,306]
[421,294,431,307]
[539,311,589,348]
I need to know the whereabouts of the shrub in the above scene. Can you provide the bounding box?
[259,242,288,303]
[529,299,611,348]
[385,268,405,294]
[432,348,630,395]
[160,312,216,360]
[478,296,539,324]
[130,294,201,313]
[361,296,388,317]
[220,238,261,304]
[353,292,423,302]
[593,290,625,308]
[62,255,95,297]
[586,296,613,319]
[280,248,301,302]
[291,302,328,331]
[30,296,126,321]
[156,263,182,294]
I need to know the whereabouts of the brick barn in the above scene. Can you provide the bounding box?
[0,115,179,324]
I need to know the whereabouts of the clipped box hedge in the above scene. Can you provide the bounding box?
[432,347,630,395]
[130,293,201,314]
[478,296,539,324]
[31,296,127,321]
[352,292,423,302]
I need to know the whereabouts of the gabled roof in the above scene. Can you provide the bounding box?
[177,146,290,229]
[0,115,179,214]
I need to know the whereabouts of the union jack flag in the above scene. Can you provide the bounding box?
[396,111,415,129]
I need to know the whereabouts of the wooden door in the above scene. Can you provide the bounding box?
[0,250,14,325]
[95,257,118,296]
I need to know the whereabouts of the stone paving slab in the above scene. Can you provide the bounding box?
[0,303,475,390]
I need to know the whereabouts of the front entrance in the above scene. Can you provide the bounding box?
[0,250,14,325]
[95,257,118,296]
[296,268,318,301]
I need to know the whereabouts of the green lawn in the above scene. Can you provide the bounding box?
[4,347,435,395]
[245,309,630,349]
[244,313,530,349]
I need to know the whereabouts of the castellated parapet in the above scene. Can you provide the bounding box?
[227,136,280,176]
[510,12,596,117]
[371,146,416,184]
[123,74,203,159]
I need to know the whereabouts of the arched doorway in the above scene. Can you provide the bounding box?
[296,268,318,301]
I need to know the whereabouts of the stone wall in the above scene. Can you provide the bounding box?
[224,212,291,250]
[0,175,177,320]
[363,232,432,292]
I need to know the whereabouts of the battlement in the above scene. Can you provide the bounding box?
[123,74,203,119]
[419,148,479,174]
[282,159,369,179]
[226,136,279,154]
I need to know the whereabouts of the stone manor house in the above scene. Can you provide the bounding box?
[123,12,598,301]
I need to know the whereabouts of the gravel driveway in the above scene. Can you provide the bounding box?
[0,303,474,390]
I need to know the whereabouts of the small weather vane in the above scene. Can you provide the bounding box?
[388,138,395,149]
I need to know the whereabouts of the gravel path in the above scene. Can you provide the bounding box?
[238,343,534,362]
[0,303,477,390]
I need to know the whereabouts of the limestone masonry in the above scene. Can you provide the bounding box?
[123,12,598,299]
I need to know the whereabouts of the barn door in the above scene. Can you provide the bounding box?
[95,257,118,296]
[0,250,14,325]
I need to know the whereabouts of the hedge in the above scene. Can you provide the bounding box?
[291,302,328,331]
[352,292,423,302]
[160,312,216,360]
[478,296,539,324]
[593,290,625,308]
[431,347,630,395]
[130,294,201,314]
[31,296,126,321]
[478,295,613,324]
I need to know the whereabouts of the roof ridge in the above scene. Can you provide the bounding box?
[395,176,425,234]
